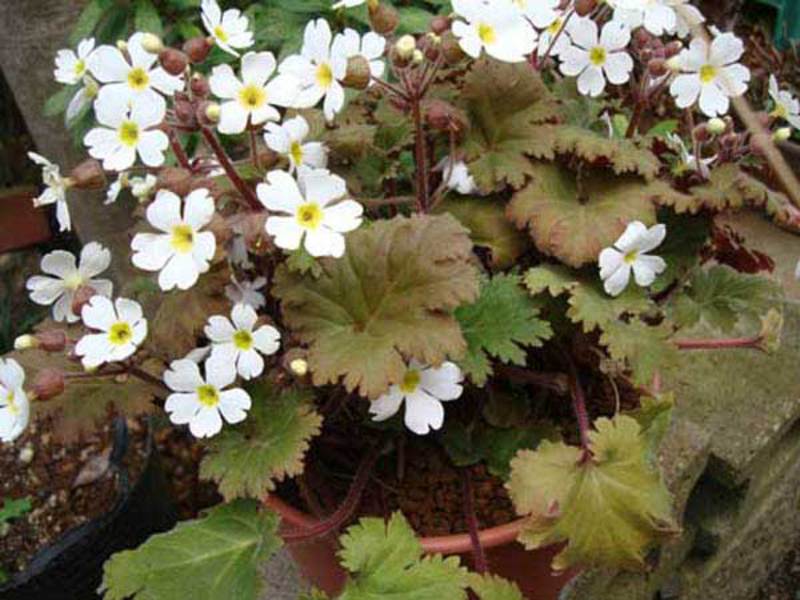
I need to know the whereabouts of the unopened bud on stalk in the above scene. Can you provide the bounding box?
[157,167,193,198]
[283,349,310,378]
[574,0,597,16]
[204,102,221,124]
[290,358,308,377]
[140,33,164,54]
[184,36,213,64]
[174,97,196,125]
[116,40,128,52]
[692,123,711,143]
[191,73,210,97]
[664,40,683,58]
[342,55,372,90]
[425,99,468,136]
[430,16,451,35]
[69,159,105,189]
[32,369,65,402]
[395,35,417,61]
[666,56,681,72]
[369,2,399,34]
[707,118,726,135]
[412,49,424,65]
[160,48,189,77]
[647,58,668,77]
[440,32,464,64]
[37,330,68,352]
[14,335,37,351]
[774,127,792,142]
[71,286,96,319]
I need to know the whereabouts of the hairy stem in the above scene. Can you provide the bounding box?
[461,469,488,574]
[674,335,763,351]
[411,90,429,212]
[566,358,592,457]
[249,127,261,171]
[200,126,261,210]
[167,127,192,171]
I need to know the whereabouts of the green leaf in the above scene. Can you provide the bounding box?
[200,383,322,501]
[273,214,480,398]
[134,0,164,36]
[599,321,679,387]
[43,86,73,118]
[645,120,679,138]
[0,497,32,524]
[397,6,436,33]
[460,59,559,191]
[628,393,675,463]
[455,274,552,385]
[435,195,529,269]
[101,500,282,600]
[507,415,677,571]
[507,163,656,268]
[649,213,710,295]
[69,0,107,45]
[286,247,323,278]
[553,126,660,179]
[468,573,525,600]
[669,265,781,333]
[337,513,468,599]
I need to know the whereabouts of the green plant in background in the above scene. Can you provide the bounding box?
[0,497,32,584]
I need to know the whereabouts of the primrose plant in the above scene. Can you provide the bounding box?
[5,0,796,596]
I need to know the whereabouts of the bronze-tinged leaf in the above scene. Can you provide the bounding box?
[553,126,660,180]
[273,214,480,398]
[506,163,656,268]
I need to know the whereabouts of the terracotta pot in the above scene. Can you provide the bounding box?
[0,186,51,253]
[264,495,578,599]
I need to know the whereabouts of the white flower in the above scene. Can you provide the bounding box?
[333,0,366,8]
[28,152,73,232]
[670,0,705,38]
[75,296,148,368]
[205,303,280,380]
[201,0,254,57]
[370,361,463,435]
[131,189,217,291]
[27,243,113,323]
[335,28,387,81]
[560,18,633,97]
[0,359,29,443]
[89,33,183,116]
[164,359,251,438]
[84,94,169,171]
[225,275,267,310]
[106,172,127,205]
[599,221,666,297]
[669,33,750,118]
[264,115,328,173]
[769,75,800,130]
[65,77,99,125]
[258,169,363,258]
[54,38,95,85]
[227,234,253,269]
[278,19,350,121]
[666,132,715,175]
[209,51,298,135]
[131,174,158,200]
[536,11,571,58]
[451,0,537,63]
[439,157,478,194]
[613,0,677,36]
[510,0,560,29]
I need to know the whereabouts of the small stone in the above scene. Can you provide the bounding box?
[18,444,34,464]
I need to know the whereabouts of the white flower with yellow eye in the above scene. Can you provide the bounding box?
[263,115,328,173]
[205,303,281,380]
[164,359,251,438]
[54,37,95,85]
[335,28,387,81]
[28,152,73,232]
[278,19,350,121]
[84,94,168,171]
[370,361,464,436]
[560,18,633,98]
[0,359,29,444]
[258,169,363,258]
[599,221,667,297]
[209,51,299,135]
[89,32,183,117]
[510,0,560,29]
[26,243,113,323]
[536,10,571,58]
[75,296,148,368]
[769,75,800,130]
[451,0,537,64]
[131,189,217,291]
[201,0,254,57]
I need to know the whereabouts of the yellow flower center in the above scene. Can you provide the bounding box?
[296,202,323,230]
[118,121,140,147]
[478,23,496,45]
[589,47,607,66]
[238,84,267,110]
[623,250,639,264]
[170,224,195,253]
[127,67,150,91]
[233,329,253,351]
[64,272,84,290]
[290,141,304,166]
[316,63,333,89]
[699,64,717,84]
[547,18,563,36]
[399,369,421,394]
[213,25,229,43]
[3,389,18,415]
[74,59,86,77]
[108,322,133,346]
[772,103,789,119]
[513,0,527,8]
[196,384,220,407]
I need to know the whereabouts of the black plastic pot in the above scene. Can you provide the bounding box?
[0,418,177,599]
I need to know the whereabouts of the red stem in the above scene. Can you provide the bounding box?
[566,358,592,458]
[461,469,487,574]
[200,126,261,210]
[167,127,192,171]
[674,335,763,350]
[411,89,429,212]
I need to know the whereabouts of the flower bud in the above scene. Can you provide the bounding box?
[191,73,210,97]
[707,117,726,135]
[159,48,189,77]
[774,127,792,142]
[719,132,739,149]
[140,33,164,54]
[647,58,668,77]
[69,159,106,189]
[184,36,213,64]
[431,16,451,35]
[174,97,196,126]
[282,348,310,378]
[574,0,597,16]
[633,28,653,48]
[71,286,96,319]
[36,329,68,352]
[31,369,65,402]
[412,49,424,65]
[342,55,372,90]
[202,101,221,124]
[290,358,309,377]
[664,40,683,58]
[14,335,37,350]
[395,35,417,61]
[116,40,128,52]
[440,32,465,64]
[369,2,399,35]
[425,99,468,136]
[157,167,194,198]
[421,33,442,61]
[666,56,682,72]
[692,123,711,143]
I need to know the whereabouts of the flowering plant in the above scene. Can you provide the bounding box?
[6,0,797,596]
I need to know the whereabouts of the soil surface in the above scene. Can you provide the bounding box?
[755,542,800,600]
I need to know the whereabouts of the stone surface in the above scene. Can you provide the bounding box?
[262,549,308,600]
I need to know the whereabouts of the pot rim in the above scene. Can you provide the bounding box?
[264,494,527,555]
